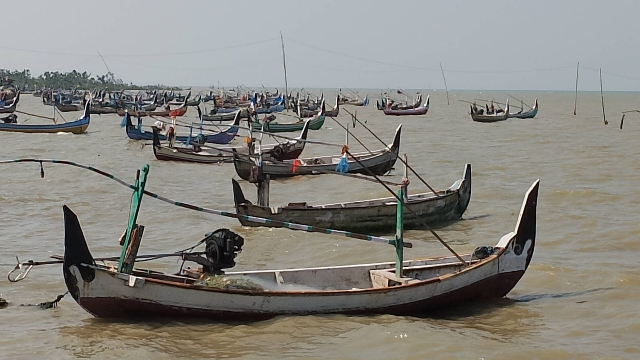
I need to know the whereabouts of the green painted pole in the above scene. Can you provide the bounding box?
[395,187,404,276]
[118,164,150,273]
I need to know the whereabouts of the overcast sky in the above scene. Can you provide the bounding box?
[4,0,640,91]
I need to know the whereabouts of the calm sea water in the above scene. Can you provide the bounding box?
[0,91,639,359]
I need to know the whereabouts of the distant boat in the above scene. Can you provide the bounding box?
[55,102,84,112]
[470,100,510,123]
[343,94,369,106]
[383,96,430,116]
[0,100,90,134]
[123,110,240,145]
[508,99,538,119]
[233,125,401,180]
[250,101,325,133]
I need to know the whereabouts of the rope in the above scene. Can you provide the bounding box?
[0,159,411,248]
[345,149,466,265]
[54,107,68,123]
[20,291,68,310]
[341,107,442,198]
[14,110,56,121]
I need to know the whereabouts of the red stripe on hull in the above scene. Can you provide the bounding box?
[75,270,525,320]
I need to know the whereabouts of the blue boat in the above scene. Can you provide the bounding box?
[255,99,285,114]
[123,111,240,145]
[0,100,90,134]
[508,99,538,119]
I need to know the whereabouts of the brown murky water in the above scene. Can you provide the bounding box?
[0,91,638,359]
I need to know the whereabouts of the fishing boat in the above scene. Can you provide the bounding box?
[233,124,401,180]
[151,120,311,164]
[89,105,118,115]
[250,102,325,133]
[343,94,369,106]
[254,99,285,114]
[124,110,240,145]
[55,102,84,112]
[383,96,430,116]
[470,100,510,123]
[116,104,187,118]
[60,167,539,319]
[232,163,471,232]
[508,99,538,119]
[0,101,90,134]
[324,96,340,117]
[202,109,248,122]
[186,94,202,107]
[0,91,20,114]
[379,94,423,111]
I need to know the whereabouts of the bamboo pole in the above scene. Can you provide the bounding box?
[280,32,289,111]
[440,63,450,105]
[345,149,467,265]
[340,106,442,198]
[573,61,579,115]
[600,68,608,125]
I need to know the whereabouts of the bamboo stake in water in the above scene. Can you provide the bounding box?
[600,68,608,125]
[573,61,579,115]
[440,63,450,105]
[280,32,289,111]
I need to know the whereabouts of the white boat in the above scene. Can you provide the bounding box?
[61,179,539,320]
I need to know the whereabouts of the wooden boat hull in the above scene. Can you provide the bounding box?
[61,180,538,319]
[89,106,118,115]
[251,114,324,133]
[383,105,429,116]
[116,106,186,118]
[508,99,538,119]
[255,102,285,114]
[0,101,90,134]
[0,91,20,113]
[471,113,509,122]
[55,103,84,112]
[234,164,471,232]
[124,112,239,144]
[342,95,368,106]
[153,144,234,164]
[152,120,310,164]
[233,125,401,180]
[202,110,248,122]
[471,100,510,123]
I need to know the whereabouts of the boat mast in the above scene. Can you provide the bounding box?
[280,32,289,111]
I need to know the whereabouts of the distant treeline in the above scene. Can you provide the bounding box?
[0,69,180,91]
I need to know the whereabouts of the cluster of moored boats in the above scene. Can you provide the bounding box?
[2,84,540,321]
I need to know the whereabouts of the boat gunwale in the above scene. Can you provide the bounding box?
[78,245,506,296]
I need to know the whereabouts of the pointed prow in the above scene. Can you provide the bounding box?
[298,119,311,140]
[232,179,249,210]
[514,180,539,269]
[389,124,402,151]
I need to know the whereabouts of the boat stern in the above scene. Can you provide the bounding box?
[62,205,96,302]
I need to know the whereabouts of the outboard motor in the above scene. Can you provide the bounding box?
[183,229,244,274]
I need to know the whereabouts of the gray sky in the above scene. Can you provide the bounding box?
[4,0,640,91]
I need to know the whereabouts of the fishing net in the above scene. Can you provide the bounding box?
[195,274,264,291]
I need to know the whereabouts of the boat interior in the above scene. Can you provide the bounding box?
[104,243,505,292]
[286,181,459,210]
